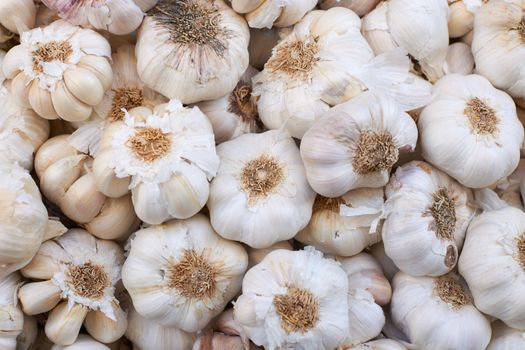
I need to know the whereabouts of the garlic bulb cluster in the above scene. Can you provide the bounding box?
[35,135,140,241]
[19,229,126,346]
[319,0,381,17]
[208,130,315,249]
[0,0,36,40]
[93,101,219,225]
[383,161,475,276]
[443,42,475,75]
[301,92,418,197]
[0,273,24,350]
[295,188,384,257]
[3,20,113,122]
[234,247,349,350]
[41,0,158,35]
[448,0,483,38]
[487,321,525,350]
[122,214,248,332]
[51,334,111,350]
[231,0,317,29]
[391,272,491,350]
[362,0,449,82]
[136,0,249,104]
[419,74,524,188]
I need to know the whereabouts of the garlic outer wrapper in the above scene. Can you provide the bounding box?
[234,247,350,350]
[487,321,525,350]
[0,273,24,350]
[208,130,315,249]
[419,74,524,188]
[231,0,317,29]
[391,272,491,350]
[301,91,418,197]
[122,214,248,332]
[0,0,36,36]
[51,334,110,350]
[2,20,113,122]
[247,241,293,268]
[443,42,475,75]
[319,0,381,17]
[296,188,385,257]
[448,0,483,38]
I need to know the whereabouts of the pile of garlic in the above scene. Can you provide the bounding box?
[3,1,525,349]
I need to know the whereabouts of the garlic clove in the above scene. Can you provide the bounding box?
[84,304,127,344]
[35,135,80,177]
[2,45,26,79]
[61,173,106,224]
[131,182,170,225]
[43,219,68,242]
[97,0,144,35]
[29,80,60,120]
[11,72,32,108]
[38,154,87,205]
[244,1,283,29]
[84,196,140,241]
[64,67,105,106]
[361,2,400,56]
[448,1,475,38]
[51,81,93,122]
[20,241,66,280]
[92,151,131,198]
[231,0,265,13]
[45,302,89,346]
[443,42,474,75]
[18,280,62,315]
[77,55,113,91]
[0,0,35,34]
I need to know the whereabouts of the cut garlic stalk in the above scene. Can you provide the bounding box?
[0,273,24,350]
[231,0,317,29]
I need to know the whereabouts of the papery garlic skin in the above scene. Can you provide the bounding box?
[391,272,491,350]
[346,339,407,350]
[0,0,36,36]
[231,0,317,29]
[234,247,349,350]
[443,42,475,75]
[419,74,524,188]
[487,321,525,350]
[208,130,315,249]
[296,188,384,257]
[319,0,381,17]
[136,0,249,104]
[459,206,525,329]
[2,20,113,122]
[0,273,24,350]
[93,101,219,225]
[51,334,110,350]
[448,0,482,38]
[383,161,475,277]
[301,92,418,197]
[19,229,126,346]
[122,215,248,332]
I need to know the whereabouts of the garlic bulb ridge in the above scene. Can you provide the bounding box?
[231,0,317,29]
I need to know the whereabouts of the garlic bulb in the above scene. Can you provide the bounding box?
[295,188,384,257]
[419,74,524,188]
[319,0,381,17]
[443,42,475,75]
[448,0,483,38]
[301,92,418,197]
[122,214,248,332]
[0,273,24,350]
[383,161,475,277]
[459,205,525,329]
[41,0,158,35]
[231,0,317,29]
[35,135,140,241]
[248,28,282,70]
[254,7,432,138]
[136,0,249,104]
[208,130,315,249]
[234,247,349,350]
[196,67,260,144]
[494,159,525,209]
[0,84,49,170]
[247,241,293,268]
[2,20,113,122]
[369,242,399,281]
[19,229,127,346]
[487,321,525,350]
[0,0,36,37]
[93,101,219,225]
[362,0,449,82]
[391,272,491,350]
[345,339,407,350]
[51,334,111,350]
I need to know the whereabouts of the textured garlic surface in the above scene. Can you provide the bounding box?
[208,130,315,249]
[301,92,418,197]
[443,42,475,75]
[234,247,349,350]
[19,229,126,346]
[319,0,381,17]
[487,321,525,350]
[0,273,24,350]
[122,214,248,332]
[231,0,317,29]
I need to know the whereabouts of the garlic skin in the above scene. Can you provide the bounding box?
[383,161,475,277]
[17,314,38,350]
[0,0,36,36]
[254,8,432,138]
[362,0,449,82]
[93,101,219,225]
[443,42,475,75]
[345,339,407,350]
[296,188,384,257]
[247,241,293,268]
[487,321,525,350]
[419,74,524,188]
[319,0,381,17]
[193,332,261,350]
[208,130,315,249]
[494,159,525,209]
[51,334,111,350]
[234,247,350,350]
[391,272,491,350]
[459,206,525,329]
[448,0,482,38]
[136,0,249,104]
[19,229,127,346]
[0,273,24,350]
[122,214,248,333]
[301,92,418,198]
[41,0,158,35]
[196,67,260,144]
[231,0,317,29]
[2,20,113,122]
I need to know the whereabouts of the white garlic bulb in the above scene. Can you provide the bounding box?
[231,0,317,29]
[0,0,36,37]
[319,0,381,17]
[122,214,248,332]
[443,42,475,75]
[301,92,418,197]
[196,66,261,144]
[448,0,483,38]
[345,339,408,350]
[234,247,350,350]
[383,161,475,277]
[2,20,113,122]
[362,0,449,82]
[391,272,491,350]
[93,101,219,225]
[136,0,249,104]
[296,188,384,257]
[208,130,315,249]
[247,241,293,268]
[19,229,127,346]
[51,334,111,350]
[0,273,24,350]
[254,7,432,138]
[487,321,525,350]
[419,74,524,188]
[41,0,158,35]
[459,205,525,329]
